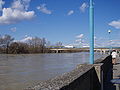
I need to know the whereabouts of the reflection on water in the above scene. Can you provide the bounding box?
[0,52,106,90]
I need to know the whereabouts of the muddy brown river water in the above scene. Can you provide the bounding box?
[0,52,106,90]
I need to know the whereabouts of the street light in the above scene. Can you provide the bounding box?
[108,30,111,34]
[89,0,94,64]
[108,30,112,54]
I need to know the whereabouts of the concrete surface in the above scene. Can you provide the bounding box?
[112,57,120,90]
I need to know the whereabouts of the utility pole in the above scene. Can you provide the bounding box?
[89,0,94,64]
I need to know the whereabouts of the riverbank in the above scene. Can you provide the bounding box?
[0,48,90,54]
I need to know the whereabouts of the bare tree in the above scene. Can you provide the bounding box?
[0,35,49,54]
[0,35,14,53]
[27,37,46,53]
[9,42,29,54]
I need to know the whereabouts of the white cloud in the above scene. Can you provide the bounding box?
[80,3,88,12]
[82,43,89,48]
[10,27,17,32]
[20,36,33,42]
[109,20,120,29]
[37,4,52,14]
[75,39,82,42]
[67,10,74,16]
[13,35,33,42]
[25,35,28,38]
[76,34,84,38]
[75,34,120,47]
[11,0,24,10]
[12,0,31,10]
[0,0,35,25]
[0,0,5,11]
[74,34,89,48]
[109,40,120,47]
[93,37,120,47]
[0,8,35,24]
[22,0,31,10]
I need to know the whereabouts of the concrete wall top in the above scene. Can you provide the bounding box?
[25,64,93,90]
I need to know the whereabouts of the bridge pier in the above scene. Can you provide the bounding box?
[55,50,62,53]
[56,50,58,53]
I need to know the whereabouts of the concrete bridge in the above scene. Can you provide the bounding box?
[50,48,83,53]
[50,48,120,53]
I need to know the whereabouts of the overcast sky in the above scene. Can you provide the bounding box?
[0,0,120,47]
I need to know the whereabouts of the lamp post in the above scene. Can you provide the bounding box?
[89,0,94,64]
[108,30,112,54]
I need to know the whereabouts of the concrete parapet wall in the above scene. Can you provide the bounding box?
[26,56,112,90]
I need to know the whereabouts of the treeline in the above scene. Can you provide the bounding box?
[0,35,51,54]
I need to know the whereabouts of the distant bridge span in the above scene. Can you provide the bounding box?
[50,48,120,53]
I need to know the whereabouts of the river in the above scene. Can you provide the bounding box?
[0,52,106,90]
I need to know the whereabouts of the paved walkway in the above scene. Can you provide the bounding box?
[113,57,120,79]
[103,57,120,90]
[112,57,120,90]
